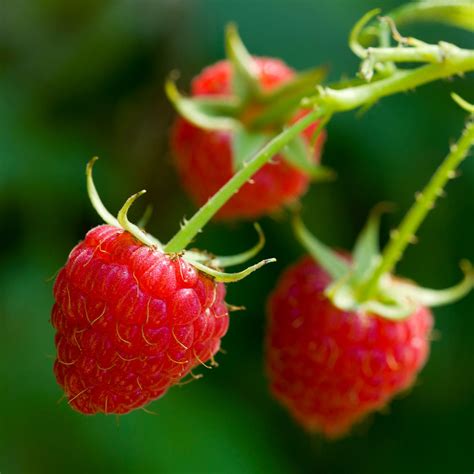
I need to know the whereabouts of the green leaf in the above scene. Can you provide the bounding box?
[283,136,335,181]
[225,23,261,101]
[293,215,350,281]
[165,79,241,131]
[232,128,271,171]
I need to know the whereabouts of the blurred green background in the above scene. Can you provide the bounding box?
[1,1,473,473]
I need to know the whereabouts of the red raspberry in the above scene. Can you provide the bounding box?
[52,225,229,414]
[265,256,433,438]
[171,58,325,220]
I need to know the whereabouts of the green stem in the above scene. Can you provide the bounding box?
[164,109,324,253]
[305,47,474,112]
[360,118,474,300]
[365,44,448,63]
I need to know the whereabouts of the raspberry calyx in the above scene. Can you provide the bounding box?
[293,115,474,319]
[86,157,274,282]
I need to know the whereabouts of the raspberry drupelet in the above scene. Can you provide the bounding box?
[52,225,229,414]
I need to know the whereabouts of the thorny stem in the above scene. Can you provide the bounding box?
[304,47,474,112]
[166,6,474,253]
[365,43,457,65]
[360,118,474,300]
[164,109,324,253]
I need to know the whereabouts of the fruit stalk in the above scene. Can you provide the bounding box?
[361,117,474,300]
[164,108,324,253]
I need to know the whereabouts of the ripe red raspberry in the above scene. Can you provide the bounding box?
[171,58,325,220]
[265,256,433,438]
[52,225,229,414]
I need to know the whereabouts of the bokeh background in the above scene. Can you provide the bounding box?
[1,1,473,473]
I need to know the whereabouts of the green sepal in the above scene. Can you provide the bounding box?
[293,215,350,281]
[165,79,241,131]
[186,257,276,283]
[292,207,470,322]
[250,66,328,128]
[390,260,474,307]
[451,92,474,114]
[262,65,328,103]
[117,190,163,249]
[86,157,119,228]
[327,260,474,321]
[232,128,271,171]
[361,297,415,320]
[86,158,162,249]
[225,23,261,101]
[184,223,266,268]
[283,136,335,181]
[352,204,392,282]
[327,279,415,320]
[168,25,329,134]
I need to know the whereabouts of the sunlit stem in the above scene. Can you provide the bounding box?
[164,109,324,253]
[360,119,474,300]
